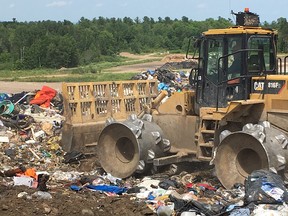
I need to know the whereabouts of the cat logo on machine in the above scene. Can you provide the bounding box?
[252,80,286,94]
[254,81,264,91]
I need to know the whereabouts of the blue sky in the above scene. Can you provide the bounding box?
[1,0,287,23]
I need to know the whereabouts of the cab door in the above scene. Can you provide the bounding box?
[196,38,224,108]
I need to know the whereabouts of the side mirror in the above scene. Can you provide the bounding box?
[186,37,201,59]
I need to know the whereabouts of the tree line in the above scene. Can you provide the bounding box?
[0,16,287,70]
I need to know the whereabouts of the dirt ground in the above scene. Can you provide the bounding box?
[0,161,214,216]
[0,184,154,216]
[0,81,63,94]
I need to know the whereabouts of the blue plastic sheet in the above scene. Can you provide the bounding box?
[158,83,169,91]
[86,185,127,194]
[70,184,127,195]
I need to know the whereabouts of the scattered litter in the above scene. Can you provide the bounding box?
[13,176,34,187]
[32,191,52,199]
[0,82,287,215]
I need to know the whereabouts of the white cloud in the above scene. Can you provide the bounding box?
[9,3,15,8]
[46,1,72,8]
[95,3,103,7]
[120,2,128,7]
[197,3,206,9]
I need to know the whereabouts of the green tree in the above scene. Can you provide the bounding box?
[44,35,79,68]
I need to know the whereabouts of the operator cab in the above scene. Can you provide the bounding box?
[191,9,277,110]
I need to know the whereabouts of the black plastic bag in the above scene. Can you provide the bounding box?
[158,179,181,190]
[63,151,85,164]
[169,194,223,216]
[244,169,288,205]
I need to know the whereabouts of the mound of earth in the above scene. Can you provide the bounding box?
[161,54,187,62]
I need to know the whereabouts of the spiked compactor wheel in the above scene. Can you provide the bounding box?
[97,114,171,178]
[215,121,288,189]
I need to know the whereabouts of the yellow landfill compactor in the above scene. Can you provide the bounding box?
[63,10,288,189]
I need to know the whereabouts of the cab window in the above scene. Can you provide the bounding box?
[248,36,275,71]
[227,38,242,79]
[207,39,223,83]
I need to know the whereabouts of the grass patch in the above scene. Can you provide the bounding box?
[0,57,160,81]
[81,58,161,73]
[14,72,138,82]
[0,68,69,78]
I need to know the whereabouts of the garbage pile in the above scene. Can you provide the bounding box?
[0,86,66,174]
[159,61,196,71]
[5,164,287,216]
[2,161,288,215]
[131,60,196,94]
[1,84,288,216]
[64,168,288,215]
